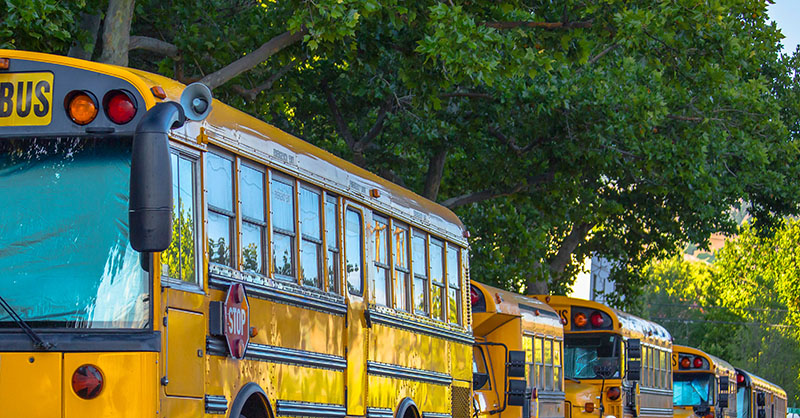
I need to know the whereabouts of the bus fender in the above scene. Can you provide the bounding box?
[229,382,272,418]
[396,398,420,418]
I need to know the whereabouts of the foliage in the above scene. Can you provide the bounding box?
[634,219,800,405]
[160,203,196,282]
[7,0,800,299]
[0,0,103,53]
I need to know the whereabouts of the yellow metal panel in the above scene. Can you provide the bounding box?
[369,323,447,371]
[162,396,205,418]
[166,308,206,397]
[366,375,450,413]
[63,352,158,418]
[347,296,367,415]
[0,352,61,418]
[450,342,471,381]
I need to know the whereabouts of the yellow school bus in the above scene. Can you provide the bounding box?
[735,369,787,418]
[0,50,473,418]
[470,281,565,418]
[534,296,673,418]
[671,345,736,418]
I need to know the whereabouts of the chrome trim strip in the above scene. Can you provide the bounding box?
[275,400,346,418]
[205,395,228,414]
[207,337,346,371]
[366,407,394,418]
[422,413,451,418]
[209,273,346,316]
[366,309,473,345]
[639,407,675,416]
[367,361,453,385]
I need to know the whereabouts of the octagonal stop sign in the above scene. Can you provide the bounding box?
[223,283,250,359]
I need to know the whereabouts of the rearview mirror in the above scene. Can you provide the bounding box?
[507,350,526,378]
[757,392,766,407]
[627,339,641,358]
[719,394,729,409]
[627,360,641,381]
[507,379,527,406]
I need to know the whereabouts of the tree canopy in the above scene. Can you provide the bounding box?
[3,0,800,297]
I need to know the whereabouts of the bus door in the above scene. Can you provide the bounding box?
[159,147,206,416]
[344,202,369,415]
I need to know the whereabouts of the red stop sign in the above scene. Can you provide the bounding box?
[223,283,250,359]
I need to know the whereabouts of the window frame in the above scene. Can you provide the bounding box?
[323,192,341,294]
[411,228,430,316]
[445,243,462,325]
[344,205,365,297]
[429,237,445,321]
[238,160,268,276]
[392,220,411,312]
[298,183,324,290]
[206,150,237,268]
[372,213,392,306]
[269,171,297,281]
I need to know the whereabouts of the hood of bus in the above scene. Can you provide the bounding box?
[0,351,158,418]
[565,379,624,418]
[674,406,699,418]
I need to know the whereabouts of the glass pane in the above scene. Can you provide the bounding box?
[554,340,562,366]
[300,187,321,240]
[301,240,321,288]
[271,178,295,232]
[241,221,262,274]
[535,337,543,364]
[413,276,427,314]
[327,249,339,294]
[431,283,443,320]
[430,239,444,285]
[524,336,534,386]
[374,217,389,265]
[448,287,460,324]
[555,366,561,390]
[545,339,553,365]
[162,153,181,279]
[446,246,459,288]
[395,271,408,311]
[345,209,363,295]
[412,233,427,276]
[177,155,196,282]
[272,233,293,278]
[208,211,231,265]
[394,225,408,268]
[240,165,264,221]
[325,195,338,249]
[374,266,389,306]
[206,152,232,211]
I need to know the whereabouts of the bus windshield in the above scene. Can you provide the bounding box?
[674,373,714,406]
[564,334,621,379]
[0,137,148,329]
[737,386,750,418]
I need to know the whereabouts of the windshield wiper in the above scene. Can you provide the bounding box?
[566,377,582,383]
[0,294,54,350]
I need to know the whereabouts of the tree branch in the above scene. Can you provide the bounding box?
[200,28,307,90]
[549,222,594,277]
[441,170,554,208]
[587,43,618,65]
[129,35,179,57]
[322,80,357,149]
[439,92,494,99]
[232,57,305,100]
[482,19,593,30]
[355,96,394,153]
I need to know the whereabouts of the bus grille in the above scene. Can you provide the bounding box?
[451,386,471,418]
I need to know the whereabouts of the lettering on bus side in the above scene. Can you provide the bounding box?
[0,73,54,126]
[558,309,569,327]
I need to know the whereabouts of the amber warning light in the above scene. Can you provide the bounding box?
[72,364,104,399]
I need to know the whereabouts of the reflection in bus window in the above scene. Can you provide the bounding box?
[674,374,714,406]
[430,239,445,320]
[393,223,410,311]
[554,340,562,390]
[207,152,234,266]
[564,334,621,379]
[240,164,265,274]
[300,187,322,289]
[271,177,295,279]
[345,209,363,295]
[373,215,390,306]
[473,346,491,390]
[325,195,340,293]
[162,152,197,283]
[446,245,461,324]
[535,337,544,388]
[545,339,553,390]
[412,231,428,315]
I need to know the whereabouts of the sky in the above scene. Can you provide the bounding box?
[768,1,800,54]
[569,2,800,300]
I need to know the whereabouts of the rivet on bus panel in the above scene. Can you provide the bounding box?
[0,58,9,70]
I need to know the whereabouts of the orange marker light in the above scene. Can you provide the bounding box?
[0,58,9,70]
[574,312,588,327]
[67,92,98,125]
[151,86,167,99]
[680,357,691,369]
[584,402,595,413]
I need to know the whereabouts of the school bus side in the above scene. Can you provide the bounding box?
[671,345,736,418]
[735,369,787,418]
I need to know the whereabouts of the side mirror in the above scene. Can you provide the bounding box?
[758,410,766,418]
[757,392,766,407]
[473,372,490,391]
[627,339,641,358]
[720,376,729,390]
[507,350,526,378]
[719,394,729,409]
[507,379,527,406]
[627,359,642,381]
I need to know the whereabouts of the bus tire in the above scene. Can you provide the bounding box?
[230,382,272,418]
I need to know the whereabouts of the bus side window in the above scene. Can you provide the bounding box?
[161,151,198,284]
[524,335,534,387]
[554,339,562,391]
[446,244,461,325]
[372,214,391,306]
[299,185,323,289]
[239,163,266,275]
[345,208,363,295]
[206,152,235,267]
[411,230,429,316]
[534,336,544,389]
[393,222,410,311]
[430,238,445,321]
[544,338,553,391]
[271,174,296,280]
[324,194,340,294]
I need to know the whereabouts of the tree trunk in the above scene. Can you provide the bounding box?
[525,262,549,295]
[423,148,448,201]
[99,0,135,66]
[68,11,102,60]
[549,222,594,279]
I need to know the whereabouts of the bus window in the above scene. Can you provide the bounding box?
[300,186,322,289]
[473,346,491,390]
[372,215,390,306]
[674,373,714,406]
[524,335,534,387]
[271,175,296,279]
[161,151,198,284]
[393,223,410,311]
[544,338,553,391]
[240,164,265,275]
[345,208,363,295]
[324,194,339,293]
[446,245,461,324]
[554,340,563,390]
[430,238,445,320]
[411,230,429,316]
[206,152,234,267]
[564,334,621,379]
[535,336,544,388]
